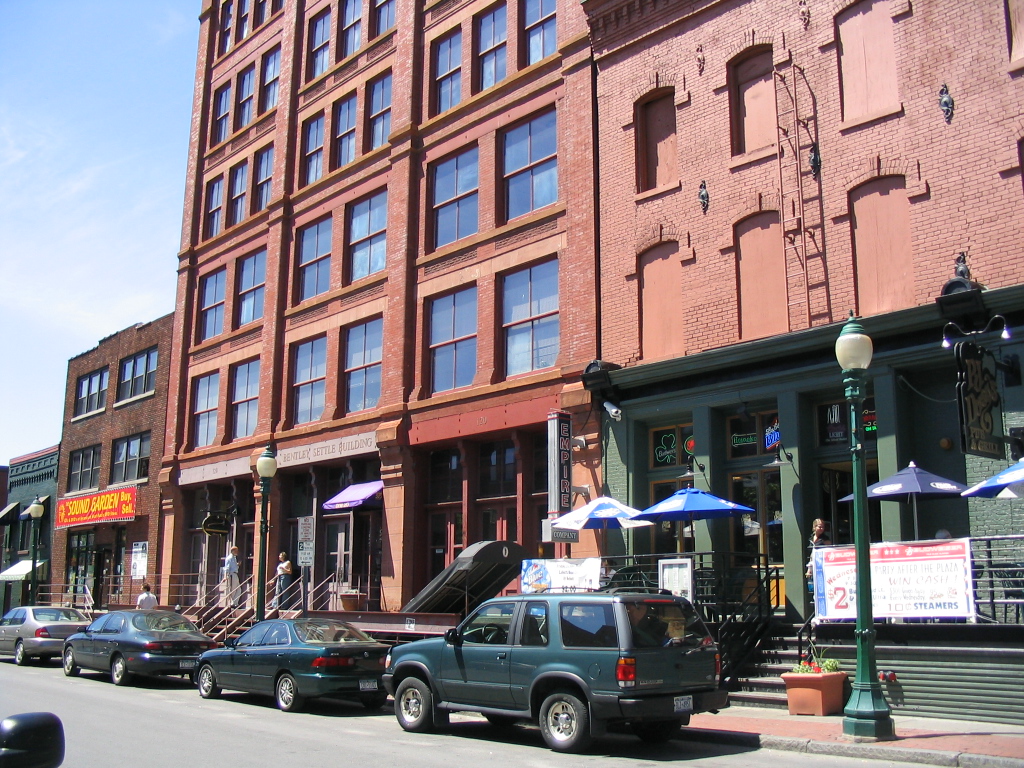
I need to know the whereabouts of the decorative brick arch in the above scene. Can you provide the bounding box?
[718,192,781,251]
[635,223,683,256]
[630,71,678,105]
[723,32,776,66]
[836,156,927,210]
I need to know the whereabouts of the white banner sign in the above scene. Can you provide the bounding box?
[130,542,148,579]
[813,538,975,620]
[521,558,601,593]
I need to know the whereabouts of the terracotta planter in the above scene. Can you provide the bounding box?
[781,671,847,716]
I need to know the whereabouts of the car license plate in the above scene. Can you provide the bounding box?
[673,695,693,713]
[358,678,378,691]
[179,660,196,670]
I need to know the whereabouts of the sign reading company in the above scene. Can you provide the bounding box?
[276,431,378,468]
[812,539,975,620]
[57,487,138,529]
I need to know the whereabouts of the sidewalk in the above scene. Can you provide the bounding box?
[688,706,1024,768]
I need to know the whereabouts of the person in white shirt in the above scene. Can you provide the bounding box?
[222,546,241,608]
[136,583,158,610]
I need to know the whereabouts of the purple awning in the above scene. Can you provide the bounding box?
[322,480,384,510]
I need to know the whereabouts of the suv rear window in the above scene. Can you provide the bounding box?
[560,602,616,648]
[626,599,712,649]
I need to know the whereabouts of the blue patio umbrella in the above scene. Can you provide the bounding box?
[961,458,1024,499]
[839,461,966,539]
[551,496,652,530]
[635,487,754,523]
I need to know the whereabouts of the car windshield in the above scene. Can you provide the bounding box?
[32,608,86,622]
[293,619,372,643]
[132,613,199,632]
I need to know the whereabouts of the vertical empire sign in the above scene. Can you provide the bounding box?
[545,411,576,542]
[955,341,1004,460]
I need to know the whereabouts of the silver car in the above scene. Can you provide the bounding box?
[0,607,90,665]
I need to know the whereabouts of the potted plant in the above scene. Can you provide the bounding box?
[780,644,847,716]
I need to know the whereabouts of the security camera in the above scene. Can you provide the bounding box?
[602,400,622,421]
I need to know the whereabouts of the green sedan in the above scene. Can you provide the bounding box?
[195,618,389,712]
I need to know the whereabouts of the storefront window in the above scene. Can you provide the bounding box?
[479,441,515,497]
[817,398,876,447]
[650,424,694,468]
[428,449,462,503]
[727,411,779,459]
[730,469,782,564]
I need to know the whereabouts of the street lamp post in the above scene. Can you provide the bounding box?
[254,445,278,622]
[835,314,895,741]
[26,497,45,605]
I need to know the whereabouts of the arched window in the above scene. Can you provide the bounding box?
[837,0,899,122]
[729,48,775,156]
[635,90,677,192]
[850,176,912,316]
[639,241,684,360]
[735,212,787,340]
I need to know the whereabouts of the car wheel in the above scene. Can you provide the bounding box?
[485,714,519,727]
[632,719,682,743]
[360,693,389,710]
[62,647,80,677]
[111,654,132,686]
[539,691,592,753]
[275,673,304,712]
[197,665,221,699]
[395,678,439,733]
[14,641,29,666]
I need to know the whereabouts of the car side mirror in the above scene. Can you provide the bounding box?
[444,628,461,645]
[224,638,236,649]
[0,712,65,768]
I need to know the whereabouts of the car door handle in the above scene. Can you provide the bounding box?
[496,652,507,659]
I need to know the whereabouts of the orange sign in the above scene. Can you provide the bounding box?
[56,487,138,529]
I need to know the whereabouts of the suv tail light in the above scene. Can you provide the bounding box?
[34,628,51,639]
[616,657,636,688]
[312,655,355,668]
[715,652,721,678]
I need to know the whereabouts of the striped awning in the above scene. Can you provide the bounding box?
[0,559,47,581]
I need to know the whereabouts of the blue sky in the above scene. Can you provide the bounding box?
[0,2,199,464]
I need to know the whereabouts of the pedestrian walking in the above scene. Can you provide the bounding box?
[275,552,294,609]
[222,546,241,608]
[136,583,158,610]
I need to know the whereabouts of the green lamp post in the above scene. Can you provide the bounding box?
[26,497,45,605]
[254,445,278,622]
[835,313,895,741]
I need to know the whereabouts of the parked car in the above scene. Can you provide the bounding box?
[383,592,728,752]
[0,607,89,666]
[194,618,389,712]
[62,610,216,685]
[0,712,64,768]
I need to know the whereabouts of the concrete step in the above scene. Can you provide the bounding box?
[726,689,789,709]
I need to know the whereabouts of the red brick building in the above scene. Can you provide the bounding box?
[162,0,601,611]
[582,0,1024,618]
[50,316,173,609]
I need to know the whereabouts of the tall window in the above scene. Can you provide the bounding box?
[639,242,686,360]
[212,84,231,144]
[374,0,395,36]
[349,190,387,280]
[219,1,234,55]
[524,0,556,64]
[850,176,913,316]
[231,360,260,439]
[435,31,462,113]
[730,48,775,155]
[117,348,158,401]
[193,373,220,448]
[303,114,325,185]
[237,249,266,325]
[237,0,251,40]
[206,177,224,238]
[255,0,268,25]
[199,269,227,341]
[293,337,327,424]
[837,0,899,121]
[503,110,557,220]
[433,148,478,247]
[345,318,383,412]
[260,48,281,112]
[68,446,101,492]
[1012,0,1024,61]
[430,288,477,393]
[334,94,357,166]
[479,441,515,497]
[736,212,787,341]
[503,259,558,376]
[636,91,677,192]
[111,432,151,484]
[74,368,108,416]
[298,218,332,300]
[478,5,507,90]
[341,0,362,57]
[236,66,255,129]
[368,73,392,149]
[229,162,248,225]
[254,145,274,211]
[309,10,332,80]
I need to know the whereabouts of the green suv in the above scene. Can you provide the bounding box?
[383,592,728,752]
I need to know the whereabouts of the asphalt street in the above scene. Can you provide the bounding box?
[1,659,927,768]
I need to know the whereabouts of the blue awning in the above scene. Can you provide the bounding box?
[322,481,384,510]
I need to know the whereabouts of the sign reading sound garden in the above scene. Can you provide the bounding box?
[56,487,138,529]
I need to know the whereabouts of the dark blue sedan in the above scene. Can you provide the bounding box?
[62,610,217,685]
[195,618,389,712]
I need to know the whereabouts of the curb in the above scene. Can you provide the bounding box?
[684,728,1024,768]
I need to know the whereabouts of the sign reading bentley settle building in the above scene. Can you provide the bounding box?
[56,486,138,529]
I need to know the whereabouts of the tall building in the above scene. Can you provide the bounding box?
[582,0,1024,618]
[50,316,173,609]
[163,0,600,610]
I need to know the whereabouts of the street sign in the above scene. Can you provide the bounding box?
[298,516,315,543]
[297,541,315,566]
